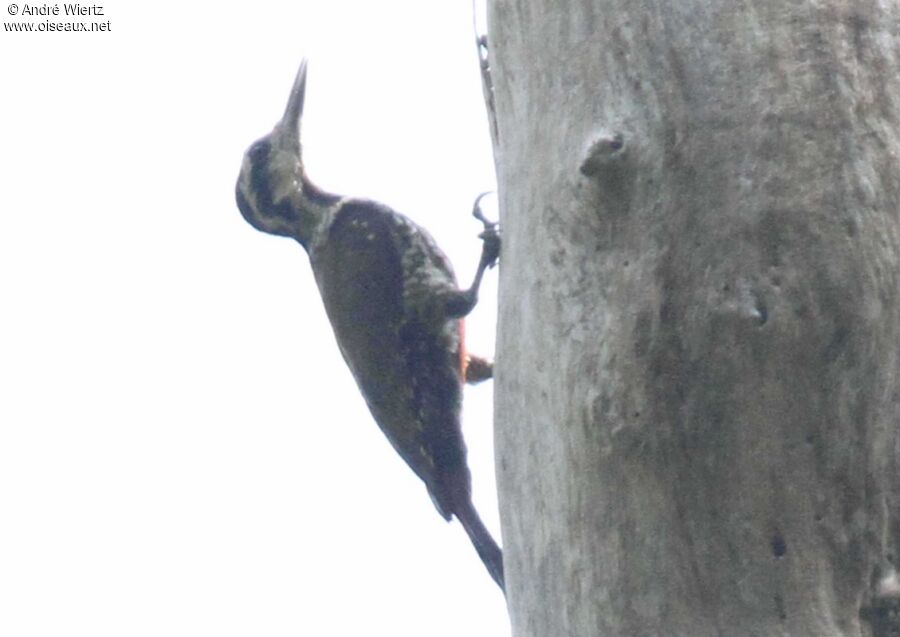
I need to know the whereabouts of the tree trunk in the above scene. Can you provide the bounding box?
[488,1,900,635]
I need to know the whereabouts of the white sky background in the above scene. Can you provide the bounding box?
[0,1,508,635]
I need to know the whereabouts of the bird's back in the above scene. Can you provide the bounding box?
[309,200,469,518]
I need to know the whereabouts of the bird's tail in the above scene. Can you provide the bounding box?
[454,495,505,592]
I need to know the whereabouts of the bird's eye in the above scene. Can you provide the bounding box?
[248,139,271,162]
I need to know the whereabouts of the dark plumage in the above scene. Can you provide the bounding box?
[235,59,503,591]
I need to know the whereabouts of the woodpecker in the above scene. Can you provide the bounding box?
[235,60,503,591]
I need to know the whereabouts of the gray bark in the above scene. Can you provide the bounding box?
[488,1,900,635]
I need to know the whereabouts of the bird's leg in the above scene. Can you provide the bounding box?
[444,192,500,319]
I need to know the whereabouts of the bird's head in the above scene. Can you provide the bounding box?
[235,59,309,239]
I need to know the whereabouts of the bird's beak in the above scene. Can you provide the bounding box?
[278,58,308,154]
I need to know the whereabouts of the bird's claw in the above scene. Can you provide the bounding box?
[471,192,500,269]
[472,192,497,229]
